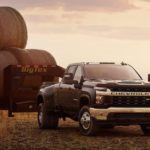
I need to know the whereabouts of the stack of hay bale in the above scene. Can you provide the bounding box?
[0,7,57,100]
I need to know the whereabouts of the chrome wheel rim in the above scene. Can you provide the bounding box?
[80,111,91,130]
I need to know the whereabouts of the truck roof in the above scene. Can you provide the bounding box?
[68,62,127,66]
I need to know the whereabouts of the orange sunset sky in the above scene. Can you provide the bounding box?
[1,0,150,80]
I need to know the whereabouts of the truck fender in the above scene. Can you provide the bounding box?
[79,94,91,108]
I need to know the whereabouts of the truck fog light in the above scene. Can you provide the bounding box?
[96,96,104,104]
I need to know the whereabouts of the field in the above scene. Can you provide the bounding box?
[0,110,150,150]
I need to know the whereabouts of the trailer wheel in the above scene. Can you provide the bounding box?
[79,106,98,136]
[38,103,59,129]
[141,125,150,136]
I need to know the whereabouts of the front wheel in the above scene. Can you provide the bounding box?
[38,103,59,129]
[140,125,150,136]
[79,106,98,136]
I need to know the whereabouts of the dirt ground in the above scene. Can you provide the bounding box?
[0,111,150,150]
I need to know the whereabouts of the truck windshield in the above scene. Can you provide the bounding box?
[84,64,141,80]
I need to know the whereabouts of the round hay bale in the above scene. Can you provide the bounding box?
[0,51,18,98]
[5,48,56,66]
[0,7,27,50]
[27,49,56,65]
[4,47,32,65]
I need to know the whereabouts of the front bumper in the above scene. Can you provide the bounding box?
[90,107,150,121]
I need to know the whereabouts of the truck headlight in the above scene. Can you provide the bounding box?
[95,88,112,105]
[96,95,104,104]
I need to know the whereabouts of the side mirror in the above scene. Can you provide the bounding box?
[63,73,74,84]
[63,73,73,80]
[148,74,150,82]
[74,80,80,88]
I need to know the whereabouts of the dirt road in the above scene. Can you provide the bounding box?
[0,111,150,150]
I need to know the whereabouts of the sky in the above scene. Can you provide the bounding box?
[1,0,150,80]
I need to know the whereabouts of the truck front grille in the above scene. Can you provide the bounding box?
[111,87,150,107]
[112,96,150,107]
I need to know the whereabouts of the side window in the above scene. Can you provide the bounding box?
[67,65,77,74]
[74,66,82,83]
[62,65,77,82]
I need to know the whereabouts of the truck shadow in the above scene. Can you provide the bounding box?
[38,125,144,137]
[55,126,144,137]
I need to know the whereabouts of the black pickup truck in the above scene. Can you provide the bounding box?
[37,62,150,135]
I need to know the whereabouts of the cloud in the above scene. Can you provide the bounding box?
[143,0,150,2]
[79,25,150,40]
[26,21,150,41]
[62,0,135,12]
[23,9,84,24]
[0,0,135,12]
[24,14,56,23]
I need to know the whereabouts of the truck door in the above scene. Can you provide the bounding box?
[57,65,83,113]
[70,65,83,111]
[57,65,77,111]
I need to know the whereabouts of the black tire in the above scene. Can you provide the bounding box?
[38,103,59,129]
[79,106,98,136]
[141,125,150,136]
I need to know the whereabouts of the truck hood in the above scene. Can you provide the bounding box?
[83,79,150,89]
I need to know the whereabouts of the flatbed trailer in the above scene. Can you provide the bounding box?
[1,65,64,117]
